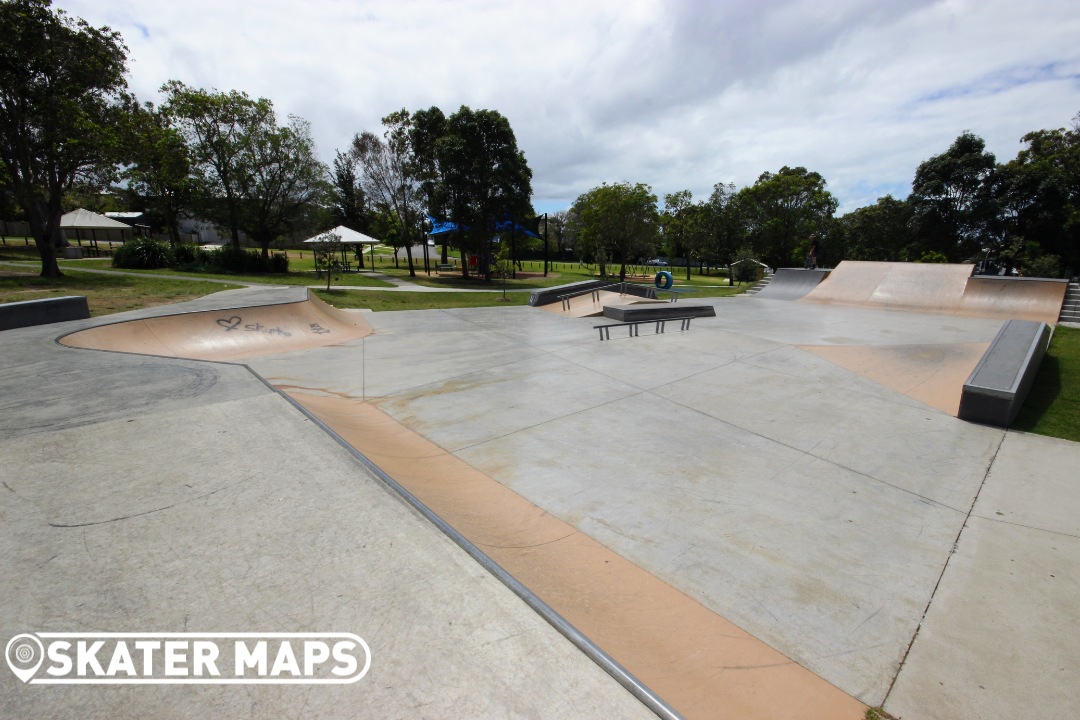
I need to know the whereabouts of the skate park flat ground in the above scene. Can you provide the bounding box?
[3,285,1079,719]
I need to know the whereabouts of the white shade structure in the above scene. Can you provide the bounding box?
[303,225,380,245]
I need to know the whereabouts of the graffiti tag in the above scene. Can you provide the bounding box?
[215,316,292,337]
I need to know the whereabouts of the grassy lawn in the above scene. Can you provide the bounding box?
[0,265,242,316]
[314,289,532,312]
[1012,326,1080,442]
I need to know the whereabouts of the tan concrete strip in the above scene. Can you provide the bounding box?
[59,291,372,361]
[284,389,866,720]
[798,342,991,415]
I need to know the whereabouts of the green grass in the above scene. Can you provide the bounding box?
[313,289,531,312]
[1012,326,1080,442]
[865,708,899,720]
[0,265,242,316]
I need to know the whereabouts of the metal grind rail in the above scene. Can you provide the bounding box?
[558,282,657,311]
[594,316,695,340]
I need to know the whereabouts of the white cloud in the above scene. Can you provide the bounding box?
[57,0,1080,214]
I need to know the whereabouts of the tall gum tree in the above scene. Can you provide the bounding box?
[0,0,129,277]
[909,132,996,262]
[739,166,837,271]
[573,182,659,281]
[161,81,274,248]
[351,110,426,277]
[410,106,532,280]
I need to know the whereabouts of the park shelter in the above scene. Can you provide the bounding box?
[61,208,134,247]
[303,225,381,267]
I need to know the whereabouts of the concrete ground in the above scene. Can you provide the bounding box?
[3,286,1079,718]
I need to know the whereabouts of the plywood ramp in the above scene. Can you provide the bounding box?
[285,390,865,720]
[60,291,372,361]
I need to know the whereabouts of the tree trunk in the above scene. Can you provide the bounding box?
[29,205,63,278]
[405,244,416,277]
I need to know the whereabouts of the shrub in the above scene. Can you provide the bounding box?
[112,237,172,269]
[1024,254,1063,278]
[269,252,289,274]
[170,243,200,266]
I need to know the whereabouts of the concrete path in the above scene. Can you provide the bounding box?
[3,285,1079,718]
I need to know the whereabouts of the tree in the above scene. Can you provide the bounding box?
[909,132,996,262]
[234,115,325,258]
[310,230,342,292]
[837,195,914,262]
[739,166,837,271]
[0,0,129,277]
[990,119,1080,274]
[702,182,745,282]
[547,210,570,257]
[572,182,659,281]
[350,110,426,277]
[123,100,194,246]
[161,81,274,248]
[662,189,694,280]
[410,105,533,280]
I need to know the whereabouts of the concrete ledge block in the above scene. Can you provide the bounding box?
[529,280,656,306]
[0,296,90,331]
[958,319,1051,427]
[602,304,716,322]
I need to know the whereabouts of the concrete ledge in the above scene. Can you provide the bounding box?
[0,295,90,331]
[602,304,716,322]
[529,280,657,307]
[958,319,1051,427]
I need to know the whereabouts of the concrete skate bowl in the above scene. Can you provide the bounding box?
[800,261,1067,323]
[59,290,372,361]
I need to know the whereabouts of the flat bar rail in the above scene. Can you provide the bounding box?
[594,316,694,340]
[558,282,658,311]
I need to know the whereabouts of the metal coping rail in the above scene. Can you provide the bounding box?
[593,316,695,340]
[558,282,658,311]
[273,384,684,720]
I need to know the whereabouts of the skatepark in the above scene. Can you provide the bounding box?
[2,262,1078,719]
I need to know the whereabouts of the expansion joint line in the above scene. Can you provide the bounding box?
[882,431,1007,706]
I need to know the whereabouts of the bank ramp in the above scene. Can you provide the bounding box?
[60,290,372,361]
[752,268,830,300]
[800,261,1066,323]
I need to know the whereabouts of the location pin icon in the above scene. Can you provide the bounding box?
[6,634,44,683]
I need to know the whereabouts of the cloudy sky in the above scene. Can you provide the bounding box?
[57,0,1080,215]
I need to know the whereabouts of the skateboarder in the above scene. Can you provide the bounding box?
[805,234,820,269]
